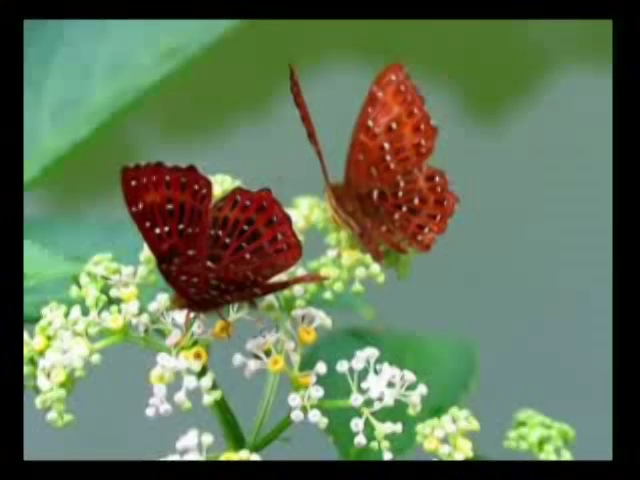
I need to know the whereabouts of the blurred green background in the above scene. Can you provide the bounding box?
[23,20,612,460]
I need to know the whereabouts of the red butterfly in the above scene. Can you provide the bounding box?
[288,64,459,263]
[121,162,325,326]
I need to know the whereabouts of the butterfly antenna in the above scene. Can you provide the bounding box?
[288,64,333,188]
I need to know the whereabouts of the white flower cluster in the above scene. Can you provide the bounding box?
[146,351,221,417]
[338,347,428,461]
[232,307,333,379]
[148,294,207,348]
[161,428,215,460]
[287,360,329,430]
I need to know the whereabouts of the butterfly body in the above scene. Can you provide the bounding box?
[289,63,459,263]
[121,162,324,315]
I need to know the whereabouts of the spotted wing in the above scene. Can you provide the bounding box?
[344,64,439,194]
[355,166,459,257]
[120,162,213,300]
[190,187,324,310]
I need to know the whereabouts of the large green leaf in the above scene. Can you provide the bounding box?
[24,240,82,322]
[301,327,477,460]
[23,20,241,187]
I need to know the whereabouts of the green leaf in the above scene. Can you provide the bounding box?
[301,327,477,460]
[24,240,81,322]
[23,20,241,187]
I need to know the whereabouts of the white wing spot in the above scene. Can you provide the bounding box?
[178,224,185,230]
[372,189,379,202]
[245,253,251,260]
[401,206,408,213]
[165,175,170,182]
[166,204,174,211]
[144,221,151,228]
[187,249,196,256]
[383,142,391,151]
[367,119,374,129]
[393,212,401,220]
[413,197,420,206]
[389,122,398,131]
[130,180,137,187]
[154,228,161,234]
[163,226,170,233]
[390,74,397,81]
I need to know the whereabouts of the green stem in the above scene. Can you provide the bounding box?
[249,373,280,446]
[251,415,293,452]
[92,334,126,351]
[208,379,246,450]
[317,399,353,409]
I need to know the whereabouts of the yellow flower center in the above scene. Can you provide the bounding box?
[50,366,68,386]
[32,334,49,353]
[149,366,175,385]
[266,354,286,374]
[212,319,234,340]
[422,436,441,453]
[189,346,209,368]
[297,325,318,346]
[107,313,125,331]
[340,249,361,268]
[292,373,314,390]
[120,286,139,303]
[219,451,239,460]
[451,435,473,456]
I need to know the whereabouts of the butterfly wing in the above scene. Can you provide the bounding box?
[355,166,459,256]
[344,63,439,194]
[194,186,324,310]
[121,162,213,302]
[340,65,458,258]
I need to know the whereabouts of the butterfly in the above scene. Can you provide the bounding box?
[121,162,325,326]
[288,63,459,263]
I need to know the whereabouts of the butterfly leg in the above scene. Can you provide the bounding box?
[173,311,193,348]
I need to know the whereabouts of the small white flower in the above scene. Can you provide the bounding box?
[336,359,349,374]
[351,356,366,372]
[309,385,324,400]
[350,417,365,433]
[165,329,183,347]
[317,416,329,430]
[199,372,215,391]
[288,393,302,409]
[232,353,245,367]
[350,393,365,408]
[183,375,198,391]
[354,433,368,448]
[307,408,322,424]
[201,432,214,448]
[176,428,199,452]
[383,450,393,461]
[314,361,328,376]
[290,409,305,423]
